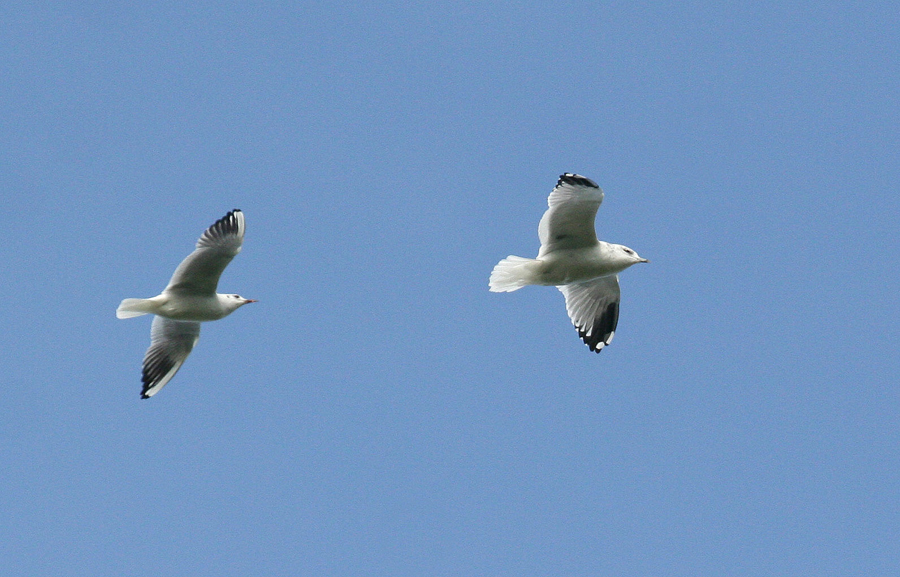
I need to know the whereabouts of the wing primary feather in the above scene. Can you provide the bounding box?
[559,276,621,353]
[558,173,599,189]
[164,209,245,295]
[197,209,244,249]
[140,317,201,399]
[538,174,604,256]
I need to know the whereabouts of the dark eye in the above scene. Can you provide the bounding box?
[624,248,633,254]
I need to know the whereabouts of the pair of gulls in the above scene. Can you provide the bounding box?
[118,173,647,399]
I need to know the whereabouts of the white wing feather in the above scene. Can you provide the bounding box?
[164,209,245,296]
[558,275,620,352]
[537,174,604,258]
[141,316,201,398]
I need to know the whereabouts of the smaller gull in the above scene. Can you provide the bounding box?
[489,173,647,352]
[117,209,256,398]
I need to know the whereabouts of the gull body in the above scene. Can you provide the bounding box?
[120,292,251,321]
[489,173,647,352]
[117,209,255,398]
[510,242,644,287]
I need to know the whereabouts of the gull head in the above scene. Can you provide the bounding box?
[220,293,258,312]
[613,244,650,268]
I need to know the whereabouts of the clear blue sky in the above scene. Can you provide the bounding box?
[2,2,899,575]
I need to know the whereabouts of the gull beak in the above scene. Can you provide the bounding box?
[640,258,650,263]
[244,299,258,303]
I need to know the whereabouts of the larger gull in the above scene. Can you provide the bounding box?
[116,209,256,398]
[489,173,647,352]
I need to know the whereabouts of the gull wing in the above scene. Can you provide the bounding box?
[537,174,604,258]
[558,275,620,352]
[164,209,245,296]
[141,316,201,398]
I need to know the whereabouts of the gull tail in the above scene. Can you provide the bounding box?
[116,298,158,319]
[489,255,540,292]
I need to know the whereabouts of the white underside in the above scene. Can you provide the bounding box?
[489,244,627,292]
[117,293,235,321]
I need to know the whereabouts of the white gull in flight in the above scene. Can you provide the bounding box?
[117,209,256,398]
[489,174,647,352]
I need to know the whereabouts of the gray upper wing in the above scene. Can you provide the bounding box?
[141,316,201,398]
[537,174,604,258]
[164,209,245,296]
[558,275,620,352]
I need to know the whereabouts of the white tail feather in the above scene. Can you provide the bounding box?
[489,255,540,292]
[116,298,157,319]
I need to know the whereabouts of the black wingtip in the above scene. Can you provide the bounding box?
[558,173,599,189]
[575,300,619,353]
[202,209,243,241]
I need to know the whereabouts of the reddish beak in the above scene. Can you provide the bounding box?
[245,299,258,303]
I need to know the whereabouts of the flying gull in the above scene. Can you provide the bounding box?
[117,209,256,398]
[489,174,647,352]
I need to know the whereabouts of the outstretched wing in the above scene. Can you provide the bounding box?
[141,316,201,398]
[537,174,604,258]
[558,275,620,352]
[164,209,245,296]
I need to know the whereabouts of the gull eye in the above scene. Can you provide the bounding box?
[624,248,633,255]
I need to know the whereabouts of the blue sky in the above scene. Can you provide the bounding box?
[2,2,899,575]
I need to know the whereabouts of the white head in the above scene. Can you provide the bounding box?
[219,293,258,312]
[612,244,649,269]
